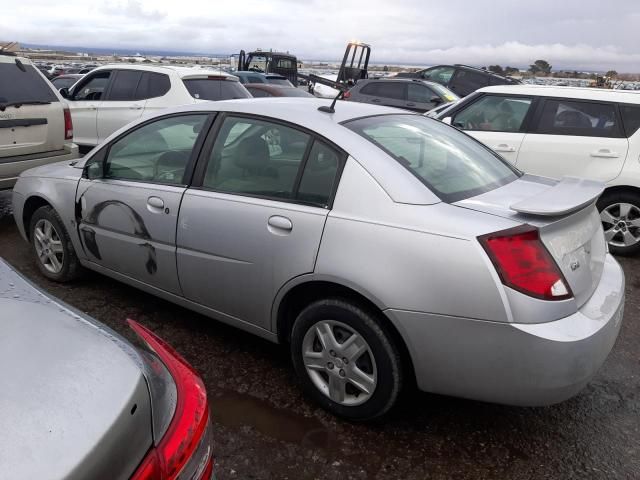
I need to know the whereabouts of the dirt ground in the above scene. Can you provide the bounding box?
[1,190,638,479]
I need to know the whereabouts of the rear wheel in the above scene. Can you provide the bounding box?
[29,205,81,282]
[291,299,402,421]
[597,191,640,256]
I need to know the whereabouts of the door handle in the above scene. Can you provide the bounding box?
[147,196,165,209]
[590,149,619,158]
[88,105,97,111]
[371,98,381,103]
[129,104,143,110]
[406,102,416,107]
[268,215,293,231]
[494,144,516,152]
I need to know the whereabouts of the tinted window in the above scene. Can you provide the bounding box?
[536,99,620,137]
[0,62,58,104]
[297,141,342,207]
[51,77,80,90]
[107,70,142,101]
[183,79,251,100]
[345,115,519,202]
[619,104,640,137]
[105,115,207,184]
[422,66,455,84]
[450,70,489,95]
[453,95,533,132]
[203,116,311,201]
[247,87,272,97]
[72,71,111,101]
[407,84,435,103]
[360,82,404,100]
[135,72,171,100]
[276,58,294,69]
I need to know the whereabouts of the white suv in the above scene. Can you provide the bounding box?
[437,85,640,255]
[59,65,251,149]
[0,53,78,190]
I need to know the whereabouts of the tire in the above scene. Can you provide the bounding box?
[290,299,402,421]
[597,190,640,256]
[29,205,81,282]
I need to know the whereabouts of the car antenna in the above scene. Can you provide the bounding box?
[319,90,344,114]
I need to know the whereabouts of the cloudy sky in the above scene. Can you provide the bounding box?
[3,0,640,71]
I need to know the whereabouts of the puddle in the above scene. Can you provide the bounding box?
[211,390,339,452]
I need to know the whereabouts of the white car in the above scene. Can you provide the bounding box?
[437,85,640,255]
[0,53,78,190]
[59,64,252,149]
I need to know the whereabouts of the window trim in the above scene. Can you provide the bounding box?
[529,97,625,138]
[451,93,538,133]
[190,112,348,209]
[69,69,113,102]
[84,112,216,187]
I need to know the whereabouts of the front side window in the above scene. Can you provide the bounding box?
[407,84,436,103]
[183,79,251,101]
[344,115,520,202]
[453,95,533,132]
[72,71,111,101]
[422,66,455,84]
[104,114,208,184]
[107,70,142,101]
[535,99,620,137]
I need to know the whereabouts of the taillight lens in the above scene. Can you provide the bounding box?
[343,90,351,99]
[63,106,73,140]
[478,225,572,301]
[128,320,214,480]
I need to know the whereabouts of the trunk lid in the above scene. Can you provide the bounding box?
[457,174,607,307]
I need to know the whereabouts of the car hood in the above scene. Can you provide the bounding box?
[0,260,153,480]
[19,158,83,180]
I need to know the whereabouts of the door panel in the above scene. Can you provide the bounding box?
[177,191,328,329]
[69,102,99,146]
[465,131,526,164]
[97,100,147,143]
[76,179,185,294]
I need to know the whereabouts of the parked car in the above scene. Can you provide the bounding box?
[13,99,624,420]
[436,85,640,255]
[245,84,313,97]
[344,78,459,113]
[424,100,459,118]
[51,73,84,90]
[0,53,78,190]
[59,64,251,149]
[396,64,521,97]
[233,71,295,87]
[0,258,214,479]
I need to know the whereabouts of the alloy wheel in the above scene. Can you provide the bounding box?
[301,320,377,406]
[600,203,640,248]
[33,219,65,274]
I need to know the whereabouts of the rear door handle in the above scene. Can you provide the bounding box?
[371,98,381,103]
[590,149,619,158]
[406,102,416,107]
[494,144,516,153]
[129,104,143,110]
[147,196,165,209]
[268,215,293,231]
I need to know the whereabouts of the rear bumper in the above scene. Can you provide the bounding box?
[0,143,79,190]
[387,254,625,406]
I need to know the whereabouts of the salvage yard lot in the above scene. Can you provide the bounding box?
[0,190,638,480]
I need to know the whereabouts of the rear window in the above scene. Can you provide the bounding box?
[620,104,640,137]
[0,62,58,104]
[183,79,251,101]
[344,114,520,202]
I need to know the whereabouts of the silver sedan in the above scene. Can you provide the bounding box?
[12,98,625,420]
[0,258,214,479]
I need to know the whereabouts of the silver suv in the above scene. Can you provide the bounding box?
[0,53,78,190]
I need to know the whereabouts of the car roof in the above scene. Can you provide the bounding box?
[93,63,236,79]
[477,84,640,103]
[360,78,444,88]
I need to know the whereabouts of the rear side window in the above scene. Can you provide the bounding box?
[360,82,404,100]
[450,70,489,94]
[620,104,640,137]
[136,72,171,99]
[107,70,142,101]
[453,95,533,132]
[297,141,342,207]
[183,79,251,101]
[407,84,435,103]
[345,114,519,203]
[0,62,58,104]
[422,66,455,84]
[535,99,621,138]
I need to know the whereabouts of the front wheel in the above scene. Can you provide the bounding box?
[290,299,403,421]
[597,191,640,256]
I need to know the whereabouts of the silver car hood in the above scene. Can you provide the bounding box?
[18,159,83,180]
[0,260,153,480]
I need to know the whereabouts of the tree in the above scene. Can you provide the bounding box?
[529,59,552,75]
[488,65,504,75]
[504,66,519,76]
[606,70,618,78]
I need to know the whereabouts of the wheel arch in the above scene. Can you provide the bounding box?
[22,195,54,240]
[600,184,640,201]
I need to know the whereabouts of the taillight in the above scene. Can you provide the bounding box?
[128,320,214,480]
[478,225,572,301]
[343,90,351,99]
[63,107,73,140]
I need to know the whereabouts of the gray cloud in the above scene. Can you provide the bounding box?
[3,0,640,71]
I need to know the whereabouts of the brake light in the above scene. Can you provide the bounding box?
[343,90,351,99]
[478,225,572,301]
[128,320,213,480]
[63,107,73,140]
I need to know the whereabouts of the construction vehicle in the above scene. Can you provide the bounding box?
[236,49,298,85]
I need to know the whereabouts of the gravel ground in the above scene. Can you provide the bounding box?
[1,190,638,479]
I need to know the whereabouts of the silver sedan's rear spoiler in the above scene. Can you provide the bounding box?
[510,177,605,216]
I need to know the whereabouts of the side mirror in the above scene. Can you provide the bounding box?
[431,96,443,105]
[442,117,452,125]
[59,87,69,99]
[84,161,104,180]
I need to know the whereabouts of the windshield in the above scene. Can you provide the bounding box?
[183,79,251,101]
[344,114,520,202]
[430,83,459,102]
[246,54,268,72]
[0,62,58,105]
[267,78,293,87]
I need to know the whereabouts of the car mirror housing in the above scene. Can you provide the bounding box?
[59,87,69,99]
